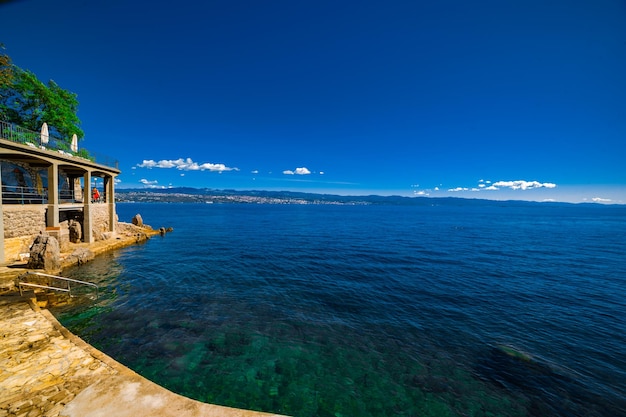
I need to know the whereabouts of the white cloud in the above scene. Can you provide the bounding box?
[283,167,312,175]
[139,178,159,188]
[447,179,557,193]
[492,180,556,190]
[592,197,612,203]
[137,158,238,172]
[251,170,259,174]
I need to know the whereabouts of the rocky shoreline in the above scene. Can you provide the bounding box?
[0,221,161,294]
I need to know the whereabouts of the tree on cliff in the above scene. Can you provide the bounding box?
[0,45,84,144]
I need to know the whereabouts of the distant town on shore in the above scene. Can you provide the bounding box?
[115,187,605,207]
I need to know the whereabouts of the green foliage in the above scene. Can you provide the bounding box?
[0,44,13,90]
[77,148,95,161]
[0,59,83,142]
[44,78,83,140]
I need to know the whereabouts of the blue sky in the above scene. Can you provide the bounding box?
[2,0,625,203]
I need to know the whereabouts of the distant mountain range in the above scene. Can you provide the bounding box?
[115,187,594,207]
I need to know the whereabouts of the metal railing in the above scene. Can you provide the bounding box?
[1,185,47,204]
[1,185,106,205]
[18,271,99,300]
[0,121,39,145]
[0,120,119,170]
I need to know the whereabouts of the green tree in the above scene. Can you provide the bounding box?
[0,54,83,142]
[0,44,14,90]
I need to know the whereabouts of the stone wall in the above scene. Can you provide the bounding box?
[91,204,116,240]
[3,205,46,239]
[2,204,117,262]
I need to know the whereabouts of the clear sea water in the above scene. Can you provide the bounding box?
[53,202,626,417]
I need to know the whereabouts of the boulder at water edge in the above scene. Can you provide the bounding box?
[132,213,143,227]
[27,234,61,272]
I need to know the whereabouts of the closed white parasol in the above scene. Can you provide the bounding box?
[40,122,49,145]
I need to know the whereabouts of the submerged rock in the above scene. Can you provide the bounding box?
[67,248,95,265]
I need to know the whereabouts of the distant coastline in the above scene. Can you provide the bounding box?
[115,187,624,207]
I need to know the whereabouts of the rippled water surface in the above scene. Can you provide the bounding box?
[53,202,626,416]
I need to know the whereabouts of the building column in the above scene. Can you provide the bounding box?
[0,163,5,264]
[46,163,59,227]
[105,176,116,232]
[83,171,93,243]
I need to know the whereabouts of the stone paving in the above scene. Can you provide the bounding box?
[0,295,287,417]
[0,296,117,417]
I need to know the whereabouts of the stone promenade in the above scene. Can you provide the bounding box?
[0,295,117,416]
[0,295,287,417]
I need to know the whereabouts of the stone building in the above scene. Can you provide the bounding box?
[0,123,120,264]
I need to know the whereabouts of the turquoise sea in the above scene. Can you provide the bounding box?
[53,202,626,417]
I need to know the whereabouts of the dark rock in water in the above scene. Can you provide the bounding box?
[475,344,624,417]
[132,214,143,227]
[158,226,174,235]
[68,248,95,265]
[27,234,61,272]
[68,219,82,243]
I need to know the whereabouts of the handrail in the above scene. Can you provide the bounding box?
[18,271,99,299]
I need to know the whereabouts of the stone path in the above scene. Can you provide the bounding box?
[0,295,117,417]
[0,295,287,417]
